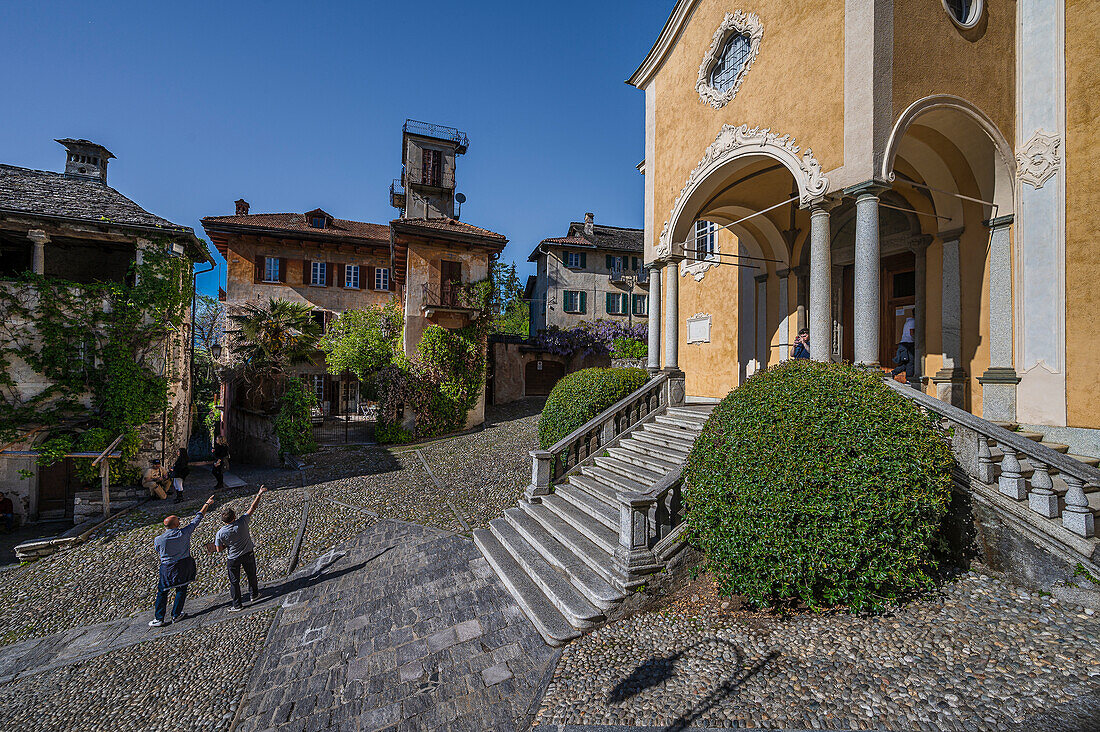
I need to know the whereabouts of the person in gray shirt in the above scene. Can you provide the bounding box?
[209,485,268,611]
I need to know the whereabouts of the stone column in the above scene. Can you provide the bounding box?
[979,216,1019,421]
[777,270,790,362]
[754,273,768,371]
[932,229,967,407]
[850,184,884,367]
[808,204,833,362]
[663,258,680,371]
[27,230,49,275]
[792,264,809,332]
[646,263,662,372]
[910,235,931,385]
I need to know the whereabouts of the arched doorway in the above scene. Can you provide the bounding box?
[524,359,565,397]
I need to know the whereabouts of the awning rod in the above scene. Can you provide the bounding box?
[678,195,799,252]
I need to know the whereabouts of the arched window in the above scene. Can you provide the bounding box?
[709,34,752,93]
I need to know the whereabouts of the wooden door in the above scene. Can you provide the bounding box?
[525,360,565,396]
[880,253,916,367]
[38,458,76,518]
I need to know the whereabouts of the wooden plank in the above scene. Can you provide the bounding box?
[92,434,125,466]
[100,461,111,519]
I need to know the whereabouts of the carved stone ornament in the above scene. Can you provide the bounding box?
[657,124,829,257]
[1016,129,1061,189]
[696,11,764,110]
[680,245,720,282]
[686,313,712,344]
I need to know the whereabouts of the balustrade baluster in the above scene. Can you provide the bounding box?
[998,446,1027,500]
[976,436,995,484]
[1028,461,1059,518]
[1062,475,1096,538]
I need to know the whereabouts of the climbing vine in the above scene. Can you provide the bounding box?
[0,243,193,484]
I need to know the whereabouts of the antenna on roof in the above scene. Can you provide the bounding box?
[455,192,466,220]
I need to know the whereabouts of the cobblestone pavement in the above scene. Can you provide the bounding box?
[534,571,1100,731]
[236,518,559,732]
[0,609,272,731]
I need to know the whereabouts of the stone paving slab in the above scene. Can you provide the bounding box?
[234,518,560,731]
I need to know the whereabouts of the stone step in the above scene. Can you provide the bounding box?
[667,405,714,420]
[520,500,621,589]
[539,494,619,557]
[555,483,618,531]
[489,518,603,629]
[653,413,707,431]
[990,443,1071,461]
[633,429,696,454]
[605,445,680,475]
[592,455,665,486]
[568,473,619,506]
[642,422,700,443]
[1017,431,1045,443]
[584,465,649,495]
[504,508,624,610]
[618,438,689,465]
[472,528,580,647]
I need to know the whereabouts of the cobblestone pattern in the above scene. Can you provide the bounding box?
[0,610,272,731]
[235,518,559,732]
[535,572,1100,731]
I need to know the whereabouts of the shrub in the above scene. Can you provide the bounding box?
[274,377,317,456]
[374,423,414,445]
[538,367,650,449]
[682,359,954,612]
[610,337,648,360]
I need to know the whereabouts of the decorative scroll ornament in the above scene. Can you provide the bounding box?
[657,124,829,256]
[680,243,720,281]
[1015,130,1061,189]
[696,11,764,109]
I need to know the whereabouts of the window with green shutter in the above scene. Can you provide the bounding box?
[579,290,587,313]
[605,255,614,270]
[632,294,647,315]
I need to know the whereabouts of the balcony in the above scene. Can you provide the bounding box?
[403,119,469,154]
[390,178,405,209]
[404,163,456,191]
[420,282,479,319]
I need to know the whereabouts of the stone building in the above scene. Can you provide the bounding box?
[630,0,1100,454]
[204,120,506,447]
[0,138,211,522]
[526,214,646,337]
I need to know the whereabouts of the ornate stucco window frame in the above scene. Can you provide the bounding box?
[696,11,764,110]
[686,313,712,344]
[941,0,983,30]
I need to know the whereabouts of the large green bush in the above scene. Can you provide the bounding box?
[538,367,650,449]
[682,359,954,612]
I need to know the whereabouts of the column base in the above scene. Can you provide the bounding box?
[661,368,686,407]
[978,368,1020,422]
[932,367,968,409]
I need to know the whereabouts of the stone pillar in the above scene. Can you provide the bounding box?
[777,270,790,362]
[754,273,768,371]
[808,204,833,362]
[979,215,1019,421]
[792,264,809,331]
[850,184,885,367]
[933,229,967,407]
[27,230,49,275]
[646,263,662,372]
[910,236,930,385]
[663,258,680,371]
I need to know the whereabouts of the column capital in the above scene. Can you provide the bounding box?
[790,264,810,278]
[908,234,934,253]
[26,229,50,245]
[843,179,890,199]
[983,214,1014,230]
[936,226,965,243]
[776,268,791,279]
[753,272,769,284]
[804,195,842,214]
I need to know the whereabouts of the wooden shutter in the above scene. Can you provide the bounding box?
[605,292,614,314]
[302,260,311,285]
[334,263,345,288]
[278,258,287,283]
[388,270,396,291]
[622,293,630,314]
[605,255,613,270]
[580,253,587,269]
[367,266,376,290]
[254,256,263,284]
[579,291,586,314]
[324,263,333,286]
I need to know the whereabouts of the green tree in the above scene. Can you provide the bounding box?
[319,303,404,382]
[226,298,320,405]
[491,260,529,336]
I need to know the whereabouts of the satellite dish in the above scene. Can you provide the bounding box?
[455,193,466,204]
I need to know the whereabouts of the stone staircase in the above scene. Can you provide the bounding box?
[474,404,713,646]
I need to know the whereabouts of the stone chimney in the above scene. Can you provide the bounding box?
[56,138,113,183]
[235,199,250,216]
[584,212,594,238]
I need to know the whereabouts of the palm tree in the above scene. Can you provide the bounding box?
[226,298,321,405]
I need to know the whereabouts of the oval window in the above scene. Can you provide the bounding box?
[709,33,752,93]
[943,0,982,28]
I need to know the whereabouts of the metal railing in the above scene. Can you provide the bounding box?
[404,163,455,190]
[403,119,469,150]
[421,282,465,309]
[884,378,1098,539]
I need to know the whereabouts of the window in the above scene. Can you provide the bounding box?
[345,264,360,289]
[310,216,326,229]
[422,149,442,186]
[943,0,981,27]
[311,374,325,404]
[563,290,586,314]
[312,311,329,334]
[374,267,390,291]
[565,251,585,269]
[694,220,718,261]
[710,33,752,93]
[310,261,327,286]
[263,256,280,283]
[606,292,628,316]
[632,294,648,316]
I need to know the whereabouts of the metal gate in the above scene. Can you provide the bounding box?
[311,374,376,445]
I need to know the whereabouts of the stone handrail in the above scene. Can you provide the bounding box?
[615,465,684,582]
[525,373,669,503]
[883,378,1098,538]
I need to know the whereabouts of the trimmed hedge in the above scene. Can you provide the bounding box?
[682,359,954,612]
[538,367,650,449]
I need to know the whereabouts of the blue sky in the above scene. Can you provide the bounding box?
[0,1,674,297]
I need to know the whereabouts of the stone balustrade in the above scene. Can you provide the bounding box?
[614,465,684,583]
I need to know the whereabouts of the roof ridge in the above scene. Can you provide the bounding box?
[568,221,644,232]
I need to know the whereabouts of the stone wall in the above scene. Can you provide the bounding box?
[540,246,648,332]
[489,340,609,405]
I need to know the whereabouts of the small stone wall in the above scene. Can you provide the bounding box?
[73,488,144,525]
[611,357,647,369]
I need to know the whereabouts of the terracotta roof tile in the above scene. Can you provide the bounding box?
[201,212,391,241]
[391,217,507,243]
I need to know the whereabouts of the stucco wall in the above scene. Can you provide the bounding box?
[541,247,648,331]
[1064,0,1100,429]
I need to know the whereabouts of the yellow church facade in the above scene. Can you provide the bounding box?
[631,0,1098,453]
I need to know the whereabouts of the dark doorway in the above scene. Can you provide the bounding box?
[880,252,916,367]
[525,359,565,396]
[440,260,462,306]
[37,457,77,519]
